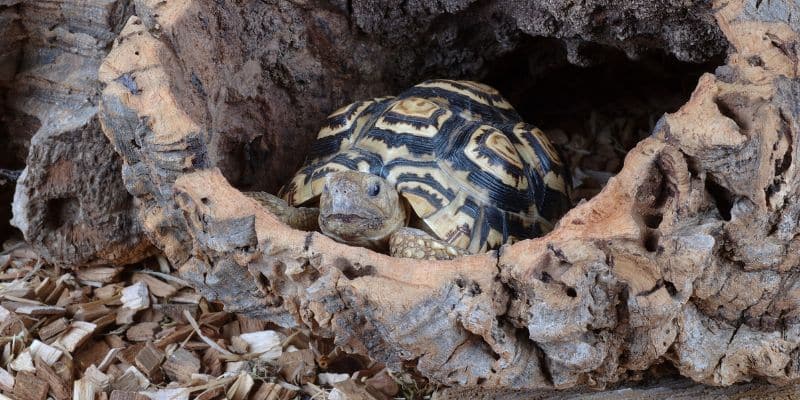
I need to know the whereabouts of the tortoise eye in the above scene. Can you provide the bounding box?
[367,182,380,197]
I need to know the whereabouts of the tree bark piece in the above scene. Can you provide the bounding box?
[5,0,153,267]
[97,0,800,392]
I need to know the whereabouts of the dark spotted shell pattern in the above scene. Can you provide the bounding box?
[282,79,571,253]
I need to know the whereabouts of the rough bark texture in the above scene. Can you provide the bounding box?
[0,0,29,243]
[108,0,726,196]
[98,0,800,391]
[436,378,800,399]
[2,0,153,266]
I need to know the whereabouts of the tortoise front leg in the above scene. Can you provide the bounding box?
[388,227,469,260]
[245,191,319,231]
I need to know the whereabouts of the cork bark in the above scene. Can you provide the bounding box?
[2,0,153,266]
[97,0,800,390]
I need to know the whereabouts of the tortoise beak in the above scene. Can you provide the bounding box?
[321,173,377,219]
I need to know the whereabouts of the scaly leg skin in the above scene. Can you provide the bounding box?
[244,191,320,231]
[388,227,470,260]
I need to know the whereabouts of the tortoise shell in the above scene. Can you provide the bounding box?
[282,79,571,253]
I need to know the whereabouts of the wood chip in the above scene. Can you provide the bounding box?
[98,348,122,372]
[15,305,66,316]
[117,342,146,365]
[225,361,247,374]
[169,291,201,304]
[162,348,200,383]
[0,282,34,299]
[134,343,164,381]
[53,321,96,352]
[363,368,399,397]
[278,349,317,385]
[250,382,296,400]
[73,376,99,400]
[0,310,24,337]
[34,277,55,302]
[126,322,160,342]
[0,367,14,392]
[105,334,127,349]
[43,275,70,305]
[30,339,63,365]
[111,366,149,392]
[236,315,267,333]
[318,373,350,386]
[95,283,123,300]
[10,350,36,373]
[13,372,49,400]
[52,358,73,386]
[183,311,233,357]
[139,308,164,324]
[228,328,245,352]
[116,307,138,325]
[109,391,150,400]
[71,340,108,372]
[84,365,111,391]
[90,311,116,332]
[121,282,149,311]
[73,302,112,321]
[235,330,282,360]
[0,271,24,281]
[153,325,193,348]
[202,348,222,377]
[106,364,125,382]
[76,266,123,284]
[0,305,11,322]
[330,380,379,400]
[153,304,197,323]
[182,341,209,351]
[132,273,177,298]
[195,385,224,400]
[38,317,69,341]
[35,357,70,400]
[54,290,73,308]
[226,372,255,400]
[140,388,189,400]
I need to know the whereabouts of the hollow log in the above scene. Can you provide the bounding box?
[3,0,154,266]
[98,0,800,391]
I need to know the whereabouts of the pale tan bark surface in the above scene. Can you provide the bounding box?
[97,0,800,391]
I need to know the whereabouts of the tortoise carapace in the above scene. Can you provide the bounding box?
[250,79,571,260]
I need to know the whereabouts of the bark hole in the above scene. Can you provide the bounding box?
[643,229,661,253]
[480,42,722,203]
[705,177,734,221]
[237,46,720,205]
[193,13,722,204]
[643,214,664,229]
[45,197,79,231]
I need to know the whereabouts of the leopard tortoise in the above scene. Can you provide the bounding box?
[249,79,571,260]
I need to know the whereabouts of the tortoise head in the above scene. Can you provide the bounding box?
[318,171,407,250]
